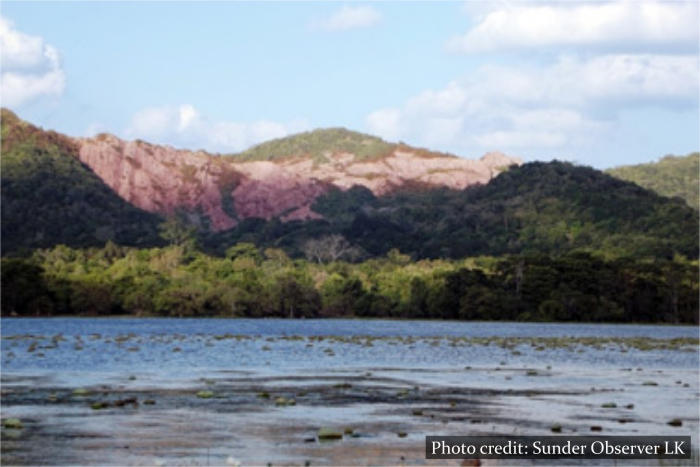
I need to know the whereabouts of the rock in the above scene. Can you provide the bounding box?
[590,426,603,431]
[668,418,682,427]
[397,431,408,438]
[550,425,562,433]
[72,130,520,232]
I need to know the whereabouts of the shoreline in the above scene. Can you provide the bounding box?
[2,316,699,327]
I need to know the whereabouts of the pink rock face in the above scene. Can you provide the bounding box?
[75,134,521,231]
[77,135,238,230]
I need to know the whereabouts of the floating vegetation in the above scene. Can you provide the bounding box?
[72,388,89,396]
[114,397,138,407]
[642,381,658,386]
[2,418,23,429]
[601,403,617,408]
[196,390,214,399]
[590,426,602,431]
[317,427,343,440]
[550,425,562,433]
[397,431,408,438]
[91,402,109,410]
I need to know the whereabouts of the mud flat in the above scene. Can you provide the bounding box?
[1,319,698,465]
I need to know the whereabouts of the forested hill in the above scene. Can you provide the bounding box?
[203,161,699,260]
[0,109,163,254]
[607,153,699,209]
[1,108,697,260]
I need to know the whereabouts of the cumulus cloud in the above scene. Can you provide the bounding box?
[448,1,699,54]
[313,5,381,32]
[0,16,66,107]
[125,105,309,153]
[366,54,698,155]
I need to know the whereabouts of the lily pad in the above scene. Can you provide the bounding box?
[2,418,23,429]
[317,427,343,440]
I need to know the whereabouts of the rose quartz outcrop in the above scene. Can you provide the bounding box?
[75,134,521,231]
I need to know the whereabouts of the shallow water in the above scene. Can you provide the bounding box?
[1,319,698,465]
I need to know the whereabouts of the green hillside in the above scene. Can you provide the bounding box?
[231,127,395,163]
[203,161,699,260]
[1,109,163,254]
[607,153,699,209]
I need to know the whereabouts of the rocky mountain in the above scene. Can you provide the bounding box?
[3,109,696,261]
[75,126,521,231]
[606,153,699,209]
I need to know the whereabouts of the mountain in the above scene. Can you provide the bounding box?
[55,114,521,230]
[606,153,699,209]
[1,109,697,261]
[0,109,162,254]
[202,161,699,260]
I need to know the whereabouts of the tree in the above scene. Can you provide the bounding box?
[301,235,361,263]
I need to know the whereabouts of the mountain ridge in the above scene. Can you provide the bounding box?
[3,109,521,231]
[2,109,697,261]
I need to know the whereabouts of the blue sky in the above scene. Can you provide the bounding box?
[1,1,698,168]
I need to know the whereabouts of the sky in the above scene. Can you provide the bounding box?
[1,1,698,168]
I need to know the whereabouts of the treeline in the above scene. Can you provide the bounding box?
[2,243,697,324]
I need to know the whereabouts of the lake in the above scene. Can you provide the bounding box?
[1,318,698,465]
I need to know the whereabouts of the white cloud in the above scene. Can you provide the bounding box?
[448,1,699,53]
[0,16,66,107]
[314,5,381,32]
[365,54,697,155]
[125,105,309,153]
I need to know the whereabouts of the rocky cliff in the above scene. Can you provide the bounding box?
[5,110,522,231]
[74,129,521,231]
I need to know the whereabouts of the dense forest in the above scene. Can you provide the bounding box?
[201,161,698,260]
[2,243,697,323]
[607,153,699,209]
[2,110,698,323]
[0,109,163,254]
